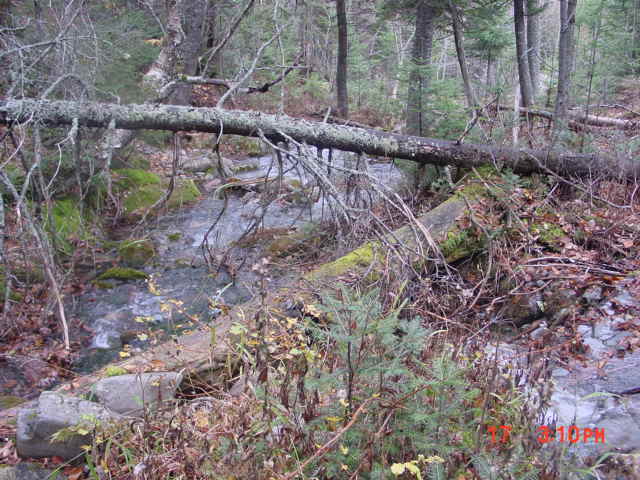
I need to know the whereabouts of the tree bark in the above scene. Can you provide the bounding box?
[633,0,640,71]
[553,0,577,138]
[170,0,205,106]
[514,0,534,107]
[1,98,632,178]
[406,1,438,137]
[526,0,541,99]
[448,0,477,108]
[335,0,349,118]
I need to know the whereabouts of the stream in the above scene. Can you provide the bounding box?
[68,150,408,374]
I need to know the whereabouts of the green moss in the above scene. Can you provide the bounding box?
[167,232,182,242]
[119,239,156,267]
[114,168,161,190]
[45,198,89,255]
[439,228,484,262]
[123,184,163,214]
[0,395,25,409]
[122,179,200,215]
[306,242,378,281]
[167,179,200,208]
[92,280,116,289]
[104,366,128,377]
[97,267,148,281]
[531,223,565,249]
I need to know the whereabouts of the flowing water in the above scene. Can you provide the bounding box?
[68,151,408,374]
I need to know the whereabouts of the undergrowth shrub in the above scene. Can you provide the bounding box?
[90,285,566,479]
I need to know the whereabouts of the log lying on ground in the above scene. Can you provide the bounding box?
[39,179,486,398]
[0,99,634,178]
[492,104,637,129]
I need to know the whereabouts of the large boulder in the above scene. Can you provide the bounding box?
[17,392,121,460]
[0,463,56,480]
[90,372,182,416]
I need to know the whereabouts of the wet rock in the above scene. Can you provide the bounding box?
[583,337,607,358]
[118,239,156,268]
[545,288,578,325]
[17,392,121,460]
[582,285,603,303]
[91,372,182,416]
[182,155,233,175]
[0,463,57,480]
[500,290,544,327]
[613,290,638,308]
[548,350,640,457]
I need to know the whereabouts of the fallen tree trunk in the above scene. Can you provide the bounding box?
[0,98,634,178]
[493,104,637,129]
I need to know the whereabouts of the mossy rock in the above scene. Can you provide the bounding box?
[118,238,156,267]
[45,197,94,255]
[531,222,565,250]
[121,178,200,216]
[92,280,116,289]
[104,366,128,377]
[440,228,485,263]
[114,168,161,190]
[97,267,148,282]
[0,395,25,409]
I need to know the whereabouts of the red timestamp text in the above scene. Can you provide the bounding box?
[487,425,606,444]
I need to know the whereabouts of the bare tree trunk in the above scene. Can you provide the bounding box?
[486,54,495,91]
[1,98,630,178]
[553,0,577,139]
[526,0,542,99]
[99,0,185,164]
[447,0,477,108]
[633,0,640,72]
[406,1,438,137]
[335,0,349,118]
[514,0,534,107]
[170,0,205,106]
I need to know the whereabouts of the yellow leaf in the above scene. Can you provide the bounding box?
[339,445,349,455]
[406,462,422,479]
[390,463,406,476]
[119,351,131,358]
[341,464,349,471]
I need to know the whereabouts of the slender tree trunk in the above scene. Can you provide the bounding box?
[170,0,205,106]
[514,0,534,107]
[553,0,577,139]
[406,1,438,137]
[633,0,640,71]
[526,0,542,99]
[488,56,494,89]
[448,0,477,108]
[335,0,349,118]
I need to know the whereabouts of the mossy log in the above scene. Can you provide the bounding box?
[0,99,631,178]
[49,179,489,397]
